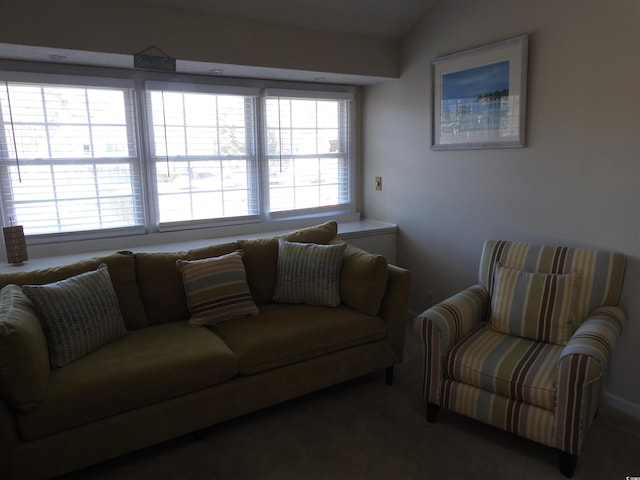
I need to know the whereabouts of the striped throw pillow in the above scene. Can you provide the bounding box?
[489,263,578,345]
[22,264,128,367]
[177,250,258,326]
[273,239,346,307]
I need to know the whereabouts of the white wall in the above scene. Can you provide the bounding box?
[363,0,640,412]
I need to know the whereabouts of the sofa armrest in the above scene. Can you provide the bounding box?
[413,284,489,404]
[555,306,625,455]
[378,264,410,363]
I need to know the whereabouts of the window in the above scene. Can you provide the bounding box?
[0,69,355,242]
[0,75,143,237]
[264,90,352,218]
[145,83,259,228]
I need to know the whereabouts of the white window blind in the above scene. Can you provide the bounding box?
[145,83,259,227]
[0,77,143,236]
[263,90,352,218]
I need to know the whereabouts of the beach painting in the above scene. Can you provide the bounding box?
[432,35,528,149]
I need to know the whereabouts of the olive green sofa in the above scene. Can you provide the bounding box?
[0,221,410,479]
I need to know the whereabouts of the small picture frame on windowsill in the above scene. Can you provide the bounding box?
[431,34,529,150]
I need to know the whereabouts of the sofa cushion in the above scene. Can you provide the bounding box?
[237,237,279,305]
[17,321,238,441]
[238,221,339,305]
[0,285,49,412]
[135,243,239,325]
[273,239,346,307]
[210,303,386,375]
[177,250,258,326]
[489,263,578,345]
[337,243,389,315]
[0,251,148,330]
[446,326,562,410]
[23,264,128,368]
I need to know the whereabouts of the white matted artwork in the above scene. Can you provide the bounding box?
[431,35,528,150]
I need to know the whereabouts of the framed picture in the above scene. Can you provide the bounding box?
[431,35,528,150]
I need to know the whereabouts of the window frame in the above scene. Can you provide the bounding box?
[262,89,354,221]
[0,63,358,246]
[144,81,262,232]
[0,71,146,244]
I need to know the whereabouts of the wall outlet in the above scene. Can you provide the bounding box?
[375,176,382,191]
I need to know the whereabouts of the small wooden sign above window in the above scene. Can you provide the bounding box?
[133,46,176,72]
[133,54,176,72]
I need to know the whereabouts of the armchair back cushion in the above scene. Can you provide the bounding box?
[480,241,626,327]
[489,264,578,344]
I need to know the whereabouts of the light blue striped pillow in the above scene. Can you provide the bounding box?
[22,264,127,367]
[177,250,258,326]
[489,263,578,345]
[273,239,346,307]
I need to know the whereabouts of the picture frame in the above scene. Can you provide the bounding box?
[431,35,528,150]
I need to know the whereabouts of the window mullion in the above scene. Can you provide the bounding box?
[135,80,158,233]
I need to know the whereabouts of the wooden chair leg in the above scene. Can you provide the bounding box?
[558,451,578,478]
[427,402,440,422]
[385,366,394,385]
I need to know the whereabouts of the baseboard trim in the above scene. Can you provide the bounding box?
[602,392,640,420]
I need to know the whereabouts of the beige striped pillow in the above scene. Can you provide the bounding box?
[177,251,258,326]
[489,263,578,345]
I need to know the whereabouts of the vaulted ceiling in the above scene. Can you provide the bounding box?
[121,0,439,39]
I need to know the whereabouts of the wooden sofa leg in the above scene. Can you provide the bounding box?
[427,402,440,423]
[558,451,578,478]
[385,366,394,385]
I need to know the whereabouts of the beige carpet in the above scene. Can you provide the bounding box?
[59,323,640,479]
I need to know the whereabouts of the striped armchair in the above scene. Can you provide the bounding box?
[414,240,626,478]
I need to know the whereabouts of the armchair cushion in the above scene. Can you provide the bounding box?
[447,326,562,410]
[489,264,578,345]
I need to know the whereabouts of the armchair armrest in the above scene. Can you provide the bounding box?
[560,306,625,372]
[413,284,489,350]
[413,284,489,404]
[555,306,625,455]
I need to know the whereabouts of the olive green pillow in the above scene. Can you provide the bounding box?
[0,284,50,412]
[285,220,338,244]
[339,244,389,315]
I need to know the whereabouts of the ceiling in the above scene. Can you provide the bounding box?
[122,0,439,39]
[0,0,439,84]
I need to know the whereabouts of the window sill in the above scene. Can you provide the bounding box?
[0,218,397,273]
